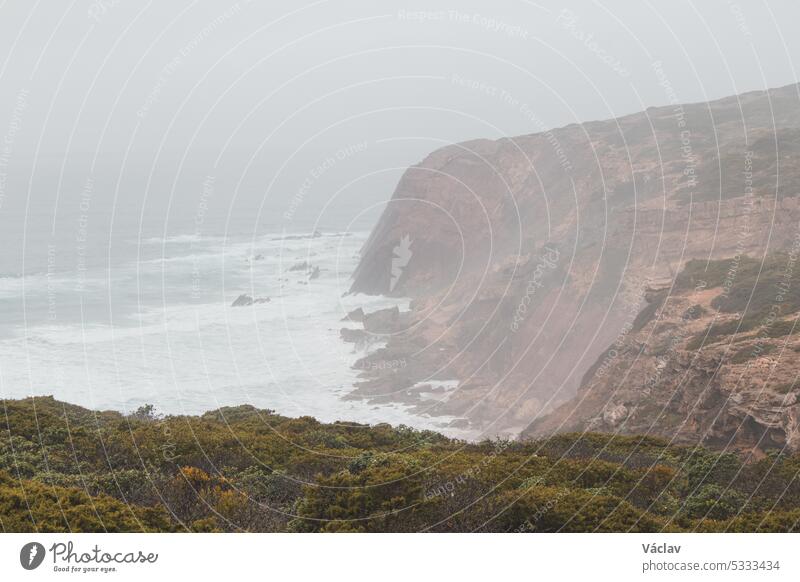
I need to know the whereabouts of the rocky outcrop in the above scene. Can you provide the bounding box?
[340,307,408,347]
[348,83,800,441]
[522,259,800,452]
[232,294,270,307]
[342,308,365,322]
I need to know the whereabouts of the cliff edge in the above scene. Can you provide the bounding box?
[348,83,800,447]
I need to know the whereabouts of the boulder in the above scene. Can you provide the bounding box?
[363,306,401,333]
[232,294,271,307]
[341,308,365,322]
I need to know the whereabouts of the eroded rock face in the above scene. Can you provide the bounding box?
[348,83,800,440]
[522,273,800,453]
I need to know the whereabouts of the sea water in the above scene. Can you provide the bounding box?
[0,224,467,436]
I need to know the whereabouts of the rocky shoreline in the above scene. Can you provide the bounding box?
[343,83,800,446]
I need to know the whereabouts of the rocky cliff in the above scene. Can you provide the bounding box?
[348,83,800,446]
[522,254,800,452]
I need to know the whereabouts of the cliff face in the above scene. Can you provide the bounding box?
[349,83,800,444]
[522,255,800,451]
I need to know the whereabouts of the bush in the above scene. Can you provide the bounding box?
[1,397,800,532]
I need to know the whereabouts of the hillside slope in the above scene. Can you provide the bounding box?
[348,83,800,441]
[522,254,800,452]
[3,397,800,532]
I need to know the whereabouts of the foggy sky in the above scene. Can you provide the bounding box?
[0,0,798,241]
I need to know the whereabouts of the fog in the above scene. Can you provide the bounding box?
[5,0,800,542]
[1,0,798,248]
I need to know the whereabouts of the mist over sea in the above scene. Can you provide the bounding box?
[0,204,465,435]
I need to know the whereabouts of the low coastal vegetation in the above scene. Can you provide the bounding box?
[2,397,800,532]
[677,254,800,350]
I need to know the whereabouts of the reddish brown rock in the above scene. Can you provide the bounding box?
[349,83,800,441]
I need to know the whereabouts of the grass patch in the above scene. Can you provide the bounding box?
[729,343,777,364]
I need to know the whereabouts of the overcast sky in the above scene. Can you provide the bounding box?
[1,0,798,238]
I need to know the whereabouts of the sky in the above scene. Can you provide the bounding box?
[0,0,798,243]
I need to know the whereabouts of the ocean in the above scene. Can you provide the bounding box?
[0,215,466,436]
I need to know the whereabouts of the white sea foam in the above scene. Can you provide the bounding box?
[0,231,469,437]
